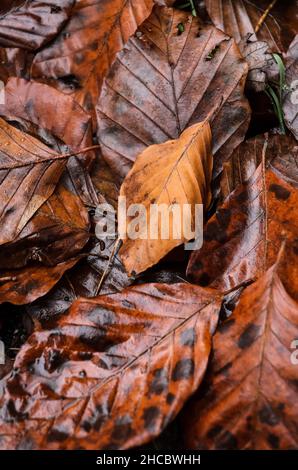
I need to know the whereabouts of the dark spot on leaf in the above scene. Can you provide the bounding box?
[180,328,196,347]
[111,415,132,441]
[166,393,175,405]
[238,323,260,349]
[172,359,194,381]
[142,406,160,431]
[269,183,291,201]
[149,368,168,396]
[267,433,280,449]
[259,403,280,426]
[47,429,68,443]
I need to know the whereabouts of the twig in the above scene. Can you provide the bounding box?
[254,0,278,34]
[95,238,122,295]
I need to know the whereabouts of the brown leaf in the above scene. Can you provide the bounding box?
[184,262,298,449]
[219,133,298,201]
[0,283,222,450]
[31,0,163,120]
[0,0,74,50]
[205,0,298,53]
[0,117,68,245]
[0,77,98,206]
[283,35,298,140]
[119,121,213,275]
[187,137,298,302]
[0,258,79,305]
[0,180,90,270]
[96,6,250,181]
[238,37,275,92]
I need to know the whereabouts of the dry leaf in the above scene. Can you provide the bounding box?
[97,6,250,181]
[184,262,298,449]
[0,283,221,450]
[119,121,212,275]
[283,35,298,140]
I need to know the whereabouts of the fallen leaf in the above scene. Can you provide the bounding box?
[0,258,79,305]
[0,77,99,206]
[0,117,69,245]
[205,0,298,53]
[31,0,164,120]
[283,35,298,140]
[219,133,298,201]
[187,139,298,301]
[119,121,213,275]
[0,0,74,50]
[184,261,298,449]
[96,6,250,181]
[0,283,221,450]
[238,36,274,92]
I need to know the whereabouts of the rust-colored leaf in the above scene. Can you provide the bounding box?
[119,121,213,275]
[187,136,298,301]
[0,117,68,245]
[205,0,298,53]
[184,262,298,449]
[0,258,78,305]
[0,0,74,50]
[0,77,98,206]
[0,283,221,450]
[31,0,165,119]
[96,6,250,181]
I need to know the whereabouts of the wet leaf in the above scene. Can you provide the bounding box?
[184,262,298,449]
[0,77,98,206]
[0,117,69,245]
[96,5,250,181]
[187,137,298,302]
[0,258,79,305]
[119,121,213,275]
[0,283,221,450]
[205,0,298,53]
[0,0,74,50]
[31,0,164,119]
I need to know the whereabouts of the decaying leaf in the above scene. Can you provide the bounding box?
[0,117,68,245]
[0,0,74,50]
[119,121,213,275]
[205,0,298,53]
[0,77,98,206]
[31,0,166,119]
[219,133,298,201]
[283,35,298,140]
[0,258,79,305]
[187,139,298,302]
[238,37,274,92]
[184,262,298,449]
[0,283,222,450]
[97,5,250,181]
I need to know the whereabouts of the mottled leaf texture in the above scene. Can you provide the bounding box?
[96,6,250,181]
[0,180,90,270]
[120,121,213,275]
[0,258,78,305]
[187,140,298,302]
[205,0,298,53]
[0,117,69,245]
[31,0,165,119]
[184,263,298,449]
[0,0,74,50]
[238,37,274,92]
[0,77,98,206]
[0,283,221,450]
[219,134,298,201]
[283,35,298,140]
